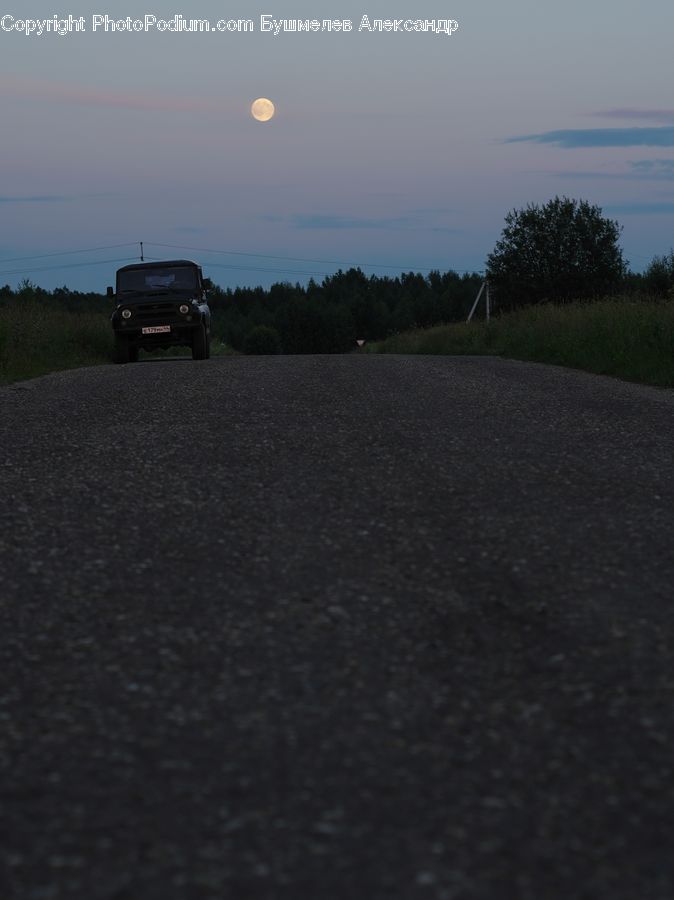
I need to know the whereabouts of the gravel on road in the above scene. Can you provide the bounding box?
[1,354,673,899]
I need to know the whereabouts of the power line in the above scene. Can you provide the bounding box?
[142,256,477,279]
[146,240,427,270]
[0,257,139,278]
[0,237,486,282]
[145,241,482,275]
[0,238,652,280]
[0,243,138,265]
[0,254,332,281]
[202,261,333,278]
[133,254,331,277]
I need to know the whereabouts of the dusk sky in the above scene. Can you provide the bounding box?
[1,0,673,291]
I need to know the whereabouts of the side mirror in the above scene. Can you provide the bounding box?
[106,286,114,298]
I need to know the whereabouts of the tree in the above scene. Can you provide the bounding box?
[643,250,674,297]
[486,196,626,309]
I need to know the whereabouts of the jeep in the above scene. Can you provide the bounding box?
[108,259,211,363]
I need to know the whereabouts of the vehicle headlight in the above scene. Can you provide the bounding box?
[179,304,189,314]
[121,308,132,319]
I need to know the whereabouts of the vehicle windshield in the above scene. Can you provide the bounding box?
[117,266,199,294]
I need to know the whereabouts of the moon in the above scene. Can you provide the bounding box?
[251,97,275,122]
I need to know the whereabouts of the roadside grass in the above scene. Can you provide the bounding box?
[139,339,239,360]
[0,301,238,385]
[0,301,113,386]
[367,297,674,387]
[3,295,674,388]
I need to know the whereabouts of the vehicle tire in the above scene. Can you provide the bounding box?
[114,335,130,364]
[192,322,208,360]
[205,326,211,359]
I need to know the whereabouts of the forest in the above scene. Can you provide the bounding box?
[1,259,670,356]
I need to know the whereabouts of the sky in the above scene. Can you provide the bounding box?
[1,0,673,292]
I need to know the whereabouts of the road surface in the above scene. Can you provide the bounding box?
[1,354,673,899]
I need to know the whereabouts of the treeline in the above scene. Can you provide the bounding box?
[206,269,484,352]
[1,251,673,354]
[0,282,110,312]
[0,270,486,353]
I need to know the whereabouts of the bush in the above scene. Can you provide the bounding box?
[370,297,674,387]
[0,299,113,385]
[643,250,674,297]
[243,325,282,355]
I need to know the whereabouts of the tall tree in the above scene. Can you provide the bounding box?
[486,196,626,309]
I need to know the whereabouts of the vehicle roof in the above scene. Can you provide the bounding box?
[116,259,200,273]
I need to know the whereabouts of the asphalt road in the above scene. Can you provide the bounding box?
[1,354,673,900]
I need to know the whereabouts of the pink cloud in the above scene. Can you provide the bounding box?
[0,75,219,113]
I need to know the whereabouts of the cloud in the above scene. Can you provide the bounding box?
[630,159,674,176]
[0,75,218,113]
[0,195,68,203]
[406,207,463,215]
[290,214,459,232]
[592,109,674,123]
[603,202,674,215]
[293,214,414,230]
[258,210,462,233]
[551,159,674,181]
[505,127,674,148]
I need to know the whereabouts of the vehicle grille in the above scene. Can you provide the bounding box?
[133,302,177,324]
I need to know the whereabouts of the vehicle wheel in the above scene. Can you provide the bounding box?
[129,346,139,363]
[205,326,211,359]
[114,335,130,364]
[192,323,207,360]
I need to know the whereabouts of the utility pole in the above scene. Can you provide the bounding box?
[467,280,491,322]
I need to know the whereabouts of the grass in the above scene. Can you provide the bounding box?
[3,295,674,388]
[0,301,114,385]
[367,296,674,387]
[0,300,238,386]
[138,340,239,360]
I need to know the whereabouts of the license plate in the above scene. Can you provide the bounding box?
[142,325,171,334]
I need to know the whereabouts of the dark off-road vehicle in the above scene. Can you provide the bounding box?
[108,259,211,363]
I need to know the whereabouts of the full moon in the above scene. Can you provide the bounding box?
[251,98,275,122]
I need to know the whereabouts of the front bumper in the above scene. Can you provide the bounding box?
[111,299,207,347]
